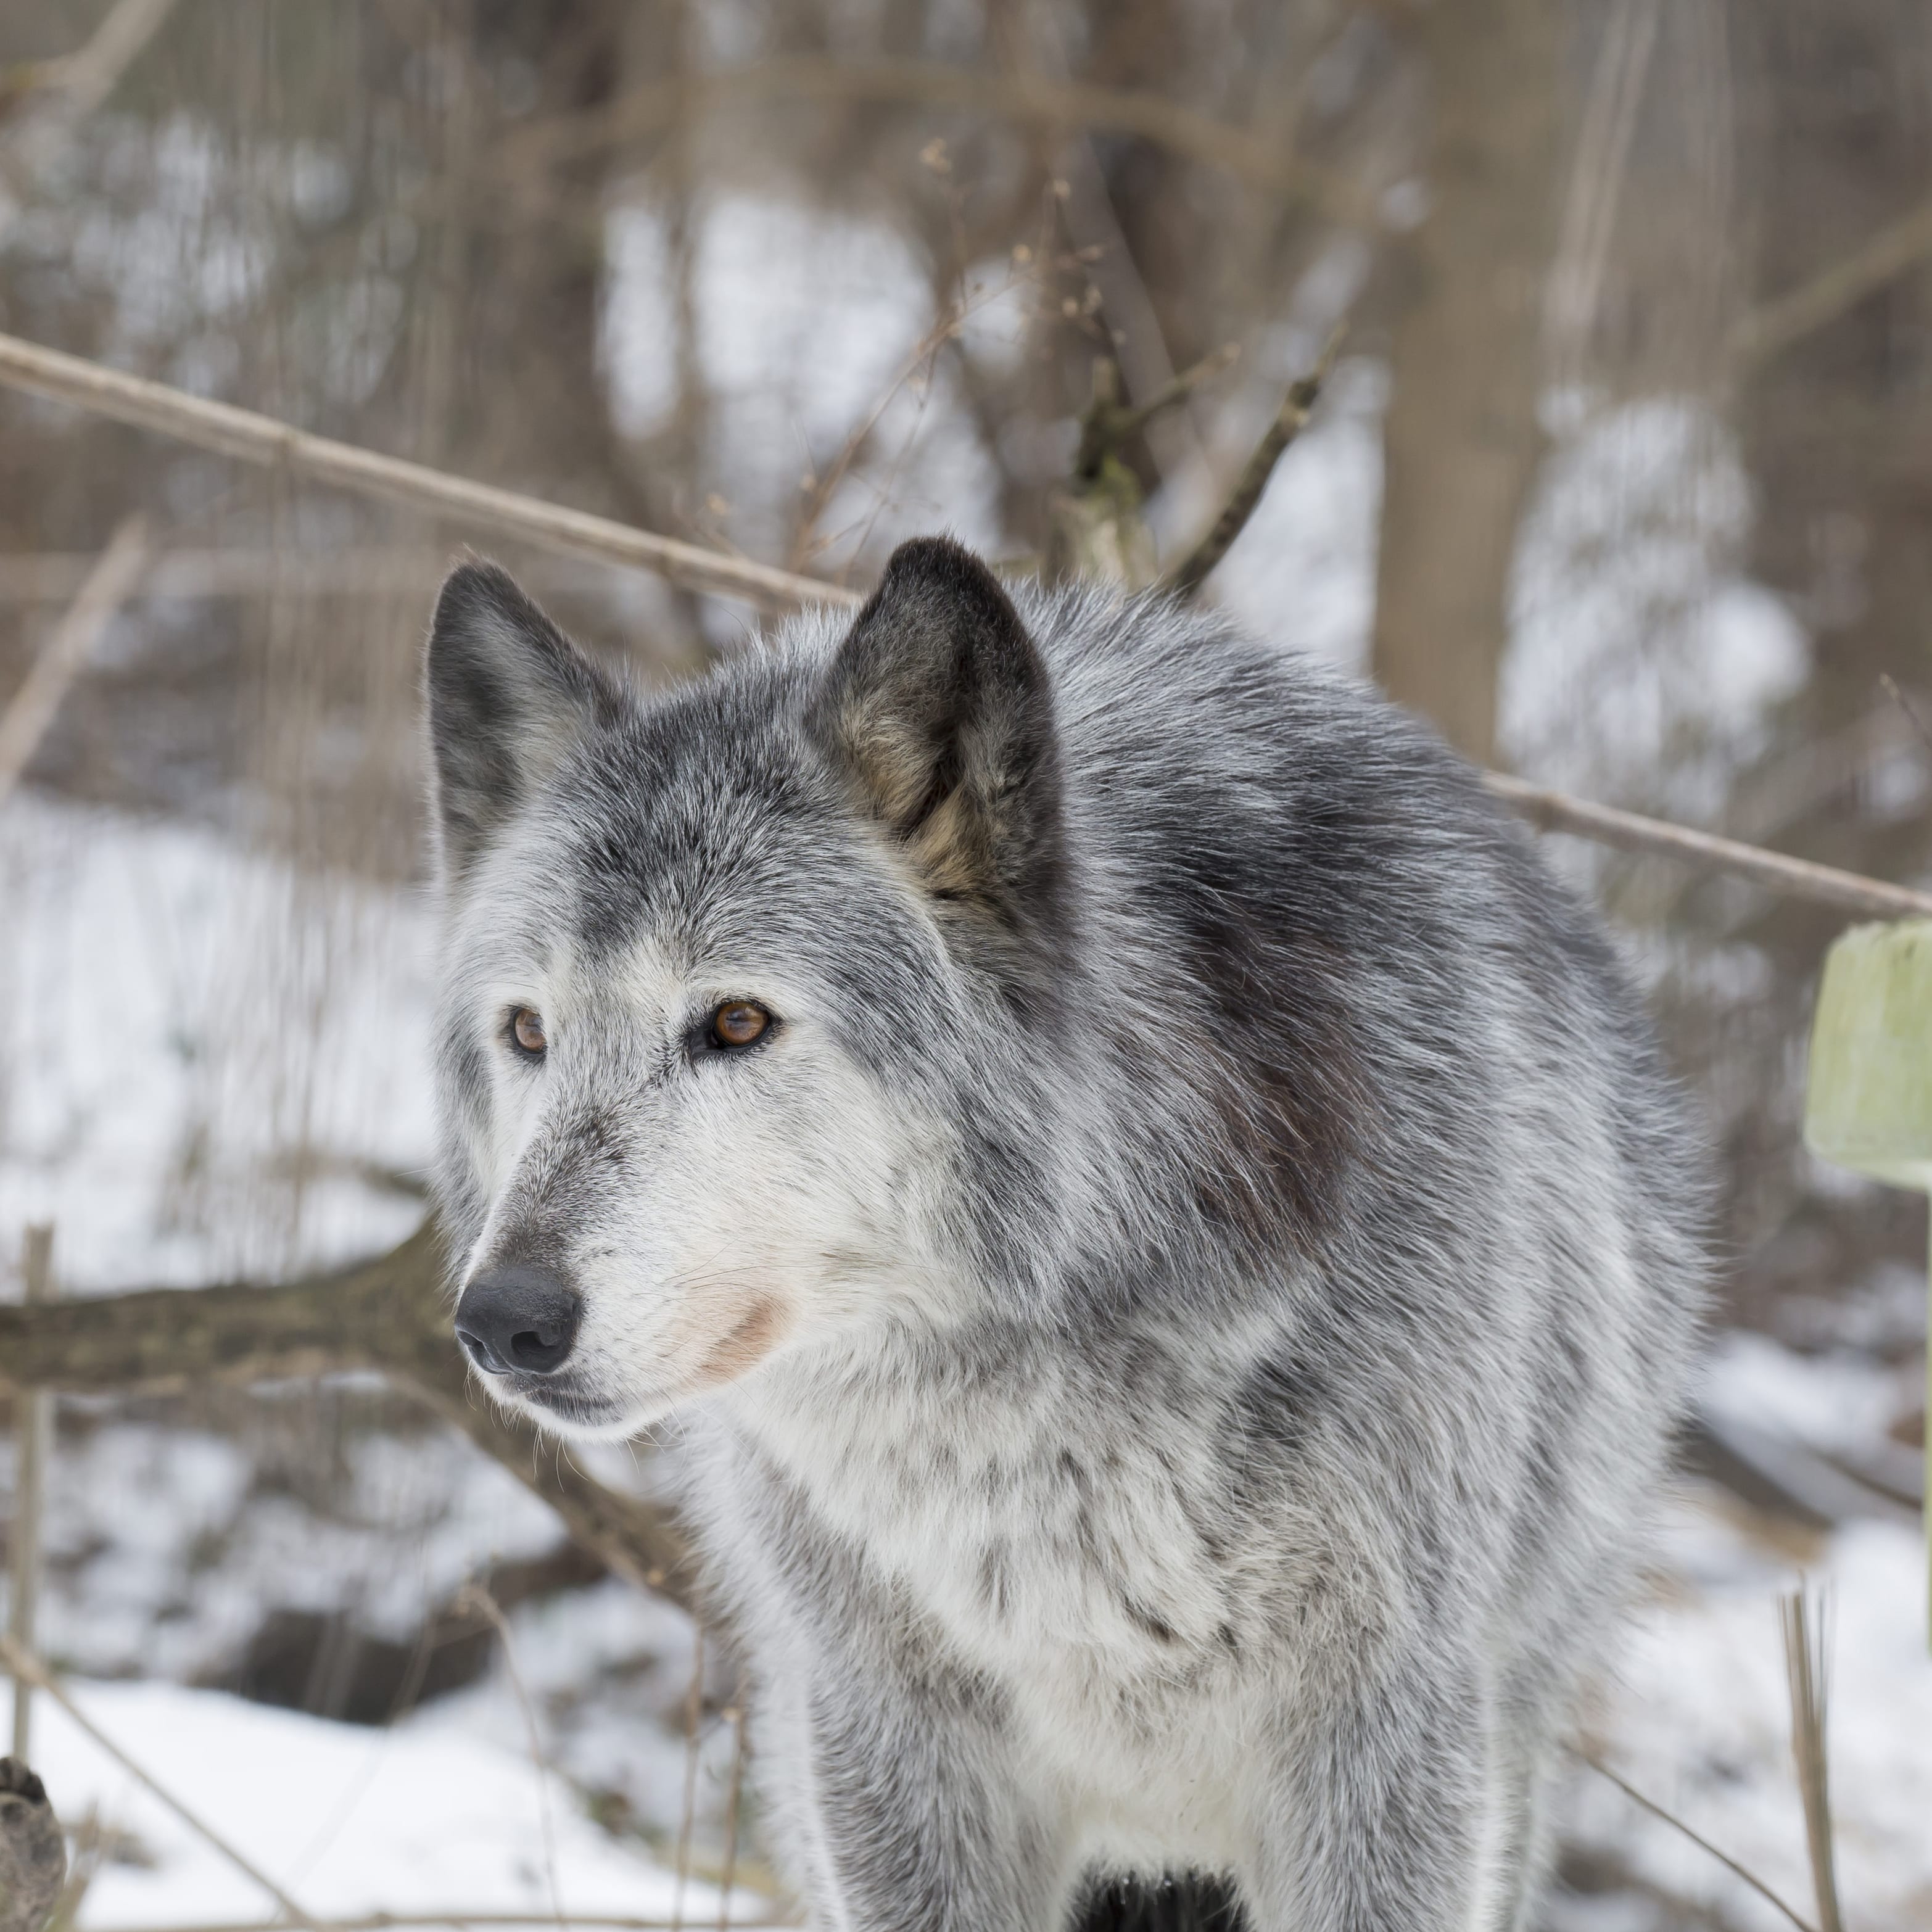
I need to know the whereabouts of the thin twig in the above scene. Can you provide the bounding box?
[1115,342,1240,439]
[1779,1591,1845,1932]
[450,1585,564,1931]
[0,0,181,234]
[497,58,1366,228]
[1068,342,1239,485]
[716,1695,746,1932]
[23,0,181,127]
[672,1625,705,1932]
[7,1226,54,1765]
[1730,192,1932,377]
[0,334,853,616]
[0,516,149,806]
[0,1633,321,1932]
[1579,1751,1820,1932]
[1484,770,1932,922]
[1162,325,1342,596]
[788,263,1042,576]
[1878,673,1932,756]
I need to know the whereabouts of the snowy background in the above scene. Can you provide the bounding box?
[2,4,1930,1930]
[4,370,1926,1928]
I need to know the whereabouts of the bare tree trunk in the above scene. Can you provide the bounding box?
[1371,0,1562,766]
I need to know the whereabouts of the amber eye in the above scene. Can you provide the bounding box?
[710,1001,771,1050]
[510,1006,548,1057]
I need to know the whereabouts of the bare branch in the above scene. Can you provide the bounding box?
[1162,327,1341,597]
[0,1223,695,1612]
[1730,192,1932,376]
[0,332,857,617]
[4,334,1931,927]
[34,0,181,126]
[0,516,149,806]
[1482,772,1932,922]
[500,59,1367,229]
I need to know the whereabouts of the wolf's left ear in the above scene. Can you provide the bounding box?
[807,537,1066,949]
[426,561,624,881]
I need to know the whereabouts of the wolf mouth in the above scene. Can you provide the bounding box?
[498,1376,632,1430]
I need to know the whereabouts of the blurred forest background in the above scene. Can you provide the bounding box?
[1,1,1930,1928]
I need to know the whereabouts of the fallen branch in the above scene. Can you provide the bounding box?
[0,516,149,806]
[0,1221,695,1612]
[0,333,854,617]
[1162,326,1341,596]
[2,334,1930,926]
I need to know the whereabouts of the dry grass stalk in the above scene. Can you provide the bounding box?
[1580,1749,1819,1932]
[451,1583,564,1928]
[716,1696,746,1932]
[1779,1589,1846,1932]
[672,1625,706,1932]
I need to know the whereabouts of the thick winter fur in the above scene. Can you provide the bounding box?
[423,539,1709,1932]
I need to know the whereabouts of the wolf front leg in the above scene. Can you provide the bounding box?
[759,1649,1072,1932]
[1241,1642,1503,1932]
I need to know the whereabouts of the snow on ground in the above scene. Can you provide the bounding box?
[0,790,434,1288]
[26,1678,779,1928]
[28,1416,565,1684]
[1566,1504,1932,1932]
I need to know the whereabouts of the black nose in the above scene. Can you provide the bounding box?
[455,1265,582,1377]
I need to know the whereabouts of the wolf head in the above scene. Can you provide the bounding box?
[424,539,1074,1439]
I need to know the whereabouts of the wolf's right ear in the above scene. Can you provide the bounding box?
[425,561,623,881]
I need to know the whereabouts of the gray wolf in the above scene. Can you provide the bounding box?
[423,538,1707,1932]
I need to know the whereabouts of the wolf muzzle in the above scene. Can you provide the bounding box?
[455,1263,582,1377]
